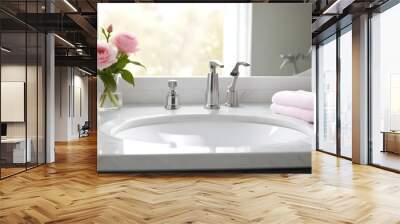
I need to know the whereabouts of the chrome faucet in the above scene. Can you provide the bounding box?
[225,62,250,107]
[205,60,224,109]
[165,80,180,110]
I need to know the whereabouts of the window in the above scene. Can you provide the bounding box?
[339,28,352,158]
[98,3,251,77]
[370,2,400,171]
[316,25,353,159]
[390,74,400,130]
[317,36,337,154]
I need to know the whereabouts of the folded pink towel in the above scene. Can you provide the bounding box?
[271,90,314,110]
[271,103,314,123]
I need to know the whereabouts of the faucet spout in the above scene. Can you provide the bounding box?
[225,62,250,107]
[230,62,250,77]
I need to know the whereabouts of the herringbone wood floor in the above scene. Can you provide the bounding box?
[1,135,400,224]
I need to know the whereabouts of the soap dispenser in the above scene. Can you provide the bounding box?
[205,60,224,109]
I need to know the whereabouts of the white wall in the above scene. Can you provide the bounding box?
[1,66,26,125]
[72,74,89,138]
[1,65,40,137]
[55,67,69,141]
[1,82,25,122]
[251,4,311,76]
[1,64,47,163]
[55,67,89,141]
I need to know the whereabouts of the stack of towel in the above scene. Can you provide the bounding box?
[271,90,314,123]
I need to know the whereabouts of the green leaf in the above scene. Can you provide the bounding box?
[99,71,117,92]
[129,60,146,69]
[120,69,135,86]
[109,55,130,73]
[119,53,129,60]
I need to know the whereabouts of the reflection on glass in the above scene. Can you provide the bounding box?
[1,31,27,177]
[27,32,38,169]
[340,29,352,158]
[0,1,46,178]
[318,37,337,154]
[371,4,400,171]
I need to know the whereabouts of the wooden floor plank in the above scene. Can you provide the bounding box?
[0,134,399,223]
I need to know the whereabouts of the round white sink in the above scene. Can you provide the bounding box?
[110,114,310,155]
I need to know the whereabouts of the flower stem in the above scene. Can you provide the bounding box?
[99,92,107,107]
[99,89,120,108]
[106,89,120,107]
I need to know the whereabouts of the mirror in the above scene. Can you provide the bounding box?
[98,3,311,77]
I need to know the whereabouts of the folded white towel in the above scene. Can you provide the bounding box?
[271,103,314,123]
[271,90,314,110]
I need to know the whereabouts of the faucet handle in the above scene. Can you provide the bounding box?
[168,80,178,89]
[209,60,224,72]
[231,62,250,76]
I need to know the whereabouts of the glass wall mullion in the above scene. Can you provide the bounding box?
[316,45,320,151]
[0,26,2,179]
[25,1,28,171]
[336,30,341,157]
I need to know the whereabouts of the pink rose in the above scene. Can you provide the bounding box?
[97,42,117,70]
[111,32,139,54]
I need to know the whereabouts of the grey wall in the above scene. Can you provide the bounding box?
[251,4,311,76]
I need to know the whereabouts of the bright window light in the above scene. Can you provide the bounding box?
[98,3,251,77]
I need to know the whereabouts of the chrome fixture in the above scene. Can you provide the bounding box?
[280,54,300,75]
[165,80,180,110]
[280,48,311,75]
[225,62,250,107]
[205,60,224,109]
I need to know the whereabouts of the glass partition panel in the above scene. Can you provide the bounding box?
[339,28,352,158]
[27,31,38,169]
[0,0,46,179]
[1,30,27,177]
[371,4,400,171]
[317,36,337,154]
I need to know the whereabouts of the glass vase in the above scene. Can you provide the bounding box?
[98,90,123,111]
